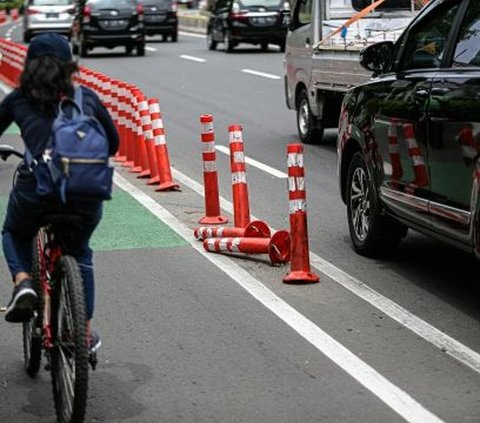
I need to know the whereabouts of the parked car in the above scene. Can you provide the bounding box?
[337,0,480,259]
[206,0,289,52]
[70,0,146,57]
[137,0,178,41]
[22,0,75,43]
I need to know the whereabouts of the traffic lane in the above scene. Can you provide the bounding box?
[1,249,406,423]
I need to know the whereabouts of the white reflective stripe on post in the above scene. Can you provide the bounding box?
[412,155,425,166]
[217,227,224,237]
[203,161,217,172]
[154,134,166,146]
[288,177,305,192]
[206,238,216,250]
[138,100,148,112]
[231,172,247,185]
[144,129,153,140]
[388,124,397,137]
[149,102,160,114]
[289,199,307,214]
[233,151,245,163]
[141,115,150,126]
[152,119,163,130]
[229,130,243,143]
[219,238,229,251]
[202,122,214,133]
[389,144,399,154]
[405,137,418,149]
[202,142,215,153]
[287,152,304,168]
[230,238,241,252]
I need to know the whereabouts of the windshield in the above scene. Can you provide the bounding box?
[31,0,73,5]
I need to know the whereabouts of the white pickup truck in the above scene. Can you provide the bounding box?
[284,0,420,143]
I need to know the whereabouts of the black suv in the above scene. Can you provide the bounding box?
[206,0,288,52]
[71,0,146,57]
[338,0,480,259]
[137,0,178,41]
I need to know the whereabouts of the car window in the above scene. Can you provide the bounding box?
[88,0,135,7]
[452,2,480,67]
[31,0,73,5]
[399,1,462,71]
[137,0,171,6]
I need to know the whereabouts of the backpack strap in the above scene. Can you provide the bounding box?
[73,86,84,113]
[57,86,84,119]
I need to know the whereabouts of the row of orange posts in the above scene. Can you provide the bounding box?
[0,38,319,284]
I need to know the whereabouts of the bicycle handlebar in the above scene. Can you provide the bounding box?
[0,144,24,161]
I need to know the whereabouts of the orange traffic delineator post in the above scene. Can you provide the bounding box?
[135,94,153,178]
[145,99,162,185]
[203,230,290,265]
[120,83,136,168]
[199,114,228,224]
[229,124,250,228]
[194,220,270,241]
[110,80,127,162]
[147,98,180,191]
[283,144,319,284]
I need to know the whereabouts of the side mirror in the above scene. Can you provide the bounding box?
[360,41,394,75]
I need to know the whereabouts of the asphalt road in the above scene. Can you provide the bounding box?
[0,21,479,423]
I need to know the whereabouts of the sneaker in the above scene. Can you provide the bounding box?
[4,279,37,323]
[89,330,102,354]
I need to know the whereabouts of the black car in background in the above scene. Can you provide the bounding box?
[206,0,288,52]
[71,0,146,57]
[337,0,480,260]
[137,0,178,41]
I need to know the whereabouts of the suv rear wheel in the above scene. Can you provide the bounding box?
[224,30,235,52]
[137,42,145,56]
[346,152,407,257]
[207,30,217,50]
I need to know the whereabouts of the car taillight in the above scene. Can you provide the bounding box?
[26,7,41,15]
[136,4,144,21]
[230,11,248,21]
[82,4,91,23]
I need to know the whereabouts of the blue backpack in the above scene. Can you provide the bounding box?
[26,87,114,203]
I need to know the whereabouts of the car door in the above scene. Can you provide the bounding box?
[210,0,231,42]
[426,0,480,244]
[373,0,463,227]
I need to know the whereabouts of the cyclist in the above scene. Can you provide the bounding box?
[0,34,119,352]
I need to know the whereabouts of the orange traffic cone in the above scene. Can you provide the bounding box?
[388,118,403,182]
[403,123,428,193]
[203,230,290,265]
[283,144,319,284]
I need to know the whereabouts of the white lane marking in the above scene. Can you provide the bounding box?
[172,168,480,376]
[241,69,281,80]
[180,54,206,63]
[114,172,444,423]
[146,46,157,52]
[215,145,287,178]
[179,31,205,38]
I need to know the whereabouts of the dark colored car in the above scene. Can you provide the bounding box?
[206,0,288,52]
[337,0,480,259]
[137,0,178,41]
[70,0,146,57]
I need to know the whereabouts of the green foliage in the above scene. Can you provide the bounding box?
[0,0,24,12]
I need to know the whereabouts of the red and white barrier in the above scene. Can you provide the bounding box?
[403,123,428,192]
[194,220,270,240]
[388,118,403,181]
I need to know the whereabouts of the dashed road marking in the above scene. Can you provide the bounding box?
[241,69,281,80]
[146,46,157,52]
[180,54,206,63]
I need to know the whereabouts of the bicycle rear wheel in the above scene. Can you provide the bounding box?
[51,255,89,423]
[23,234,44,377]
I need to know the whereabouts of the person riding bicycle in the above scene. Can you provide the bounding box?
[0,34,119,351]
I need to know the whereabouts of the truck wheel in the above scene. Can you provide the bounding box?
[296,89,323,144]
[346,152,407,257]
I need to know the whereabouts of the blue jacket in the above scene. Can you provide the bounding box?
[0,85,119,158]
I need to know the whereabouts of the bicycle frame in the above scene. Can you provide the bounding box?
[36,226,63,350]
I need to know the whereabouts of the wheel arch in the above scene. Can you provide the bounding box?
[340,137,362,204]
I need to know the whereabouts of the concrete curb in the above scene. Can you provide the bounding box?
[178,13,208,34]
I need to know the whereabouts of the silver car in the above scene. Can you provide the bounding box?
[22,0,75,43]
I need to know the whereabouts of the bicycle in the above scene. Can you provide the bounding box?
[1,144,97,423]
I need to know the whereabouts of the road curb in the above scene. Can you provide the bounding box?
[178,12,207,34]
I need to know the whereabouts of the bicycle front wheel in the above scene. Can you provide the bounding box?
[51,256,89,423]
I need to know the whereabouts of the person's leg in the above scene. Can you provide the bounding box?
[2,188,44,322]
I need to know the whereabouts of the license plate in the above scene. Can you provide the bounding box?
[46,12,59,18]
[145,15,165,22]
[100,19,127,28]
[251,16,274,26]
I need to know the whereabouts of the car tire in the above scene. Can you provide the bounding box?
[125,44,134,55]
[137,42,145,56]
[260,42,268,51]
[170,32,178,42]
[296,89,324,144]
[80,42,88,58]
[346,152,407,257]
[162,34,168,42]
[279,39,286,53]
[23,31,31,43]
[224,30,234,53]
[207,30,217,50]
